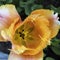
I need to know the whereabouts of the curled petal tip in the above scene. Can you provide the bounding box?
[54,13,58,17]
[52,13,59,21]
[0,4,21,30]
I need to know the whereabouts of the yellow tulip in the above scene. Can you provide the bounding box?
[0,5,60,60]
[10,9,60,56]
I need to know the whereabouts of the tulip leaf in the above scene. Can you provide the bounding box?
[19,1,27,7]
[25,5,32,15]
[51,38,60,55]
[0,2,3,5]
[46,57,55,60]
[51,38,60,48]
[51,46,60,55]
[27,0,35,4]
[31,4,43,11]
[0,0,6,2]
[17,7,22,13]
[6,0,13,3]
[51,5,60,14]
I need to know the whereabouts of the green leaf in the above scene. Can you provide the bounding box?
[6,0,13,3]
[19,1,27,7]
[27,0,35,4]
[31,4,43,11]
[46,57,55,60]
[51,46,60,55]
[57,7,60,14]
[50,5,60,14]
[50,5,57,11]
[51,38,60,48]
[0,2,3,5]
[25,5,32,15]
[17,7,22,13]
[0,0,6,2]
[50,38,60,55]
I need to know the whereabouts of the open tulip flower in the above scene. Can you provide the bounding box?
[0,4,60,60]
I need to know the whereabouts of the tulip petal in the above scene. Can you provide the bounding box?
[31,9,60,38]
[31,9,54,19]
[0,4,21,41]
[49,13,60,38]
[1,17,21,41]
[8,51,43,60]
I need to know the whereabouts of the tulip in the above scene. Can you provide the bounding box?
[7,9,60,60]
[0,5,60,60]
[8,9,60,56]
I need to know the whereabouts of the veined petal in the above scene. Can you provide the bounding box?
[0,4,21,29]
[31,9,54,19]
[1,17,22,41]
[0,4,21,41]
[31,9,60,38]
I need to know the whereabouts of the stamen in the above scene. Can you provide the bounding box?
[19,32,25,39]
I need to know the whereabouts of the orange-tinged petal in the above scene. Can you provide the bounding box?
[31,9,60,38]
[0,4,21,29]
[8,51,43,60]
[1,17,22,41]
[49,13,60,38]
[31,9,54,19]
[0,4,21,41]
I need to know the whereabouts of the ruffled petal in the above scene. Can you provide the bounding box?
[31,9,60,38]
[0,4,21,29]
[8,51,43,60]
[31,9,54,19]
[49,13,60,38]
[1,17,21,41]
[0,4,21,41]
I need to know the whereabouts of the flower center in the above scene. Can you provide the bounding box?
[14,21,34,47]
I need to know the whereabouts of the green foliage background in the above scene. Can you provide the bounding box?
[0,0,60,60]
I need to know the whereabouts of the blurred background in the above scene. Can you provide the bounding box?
[0,0,60,60]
